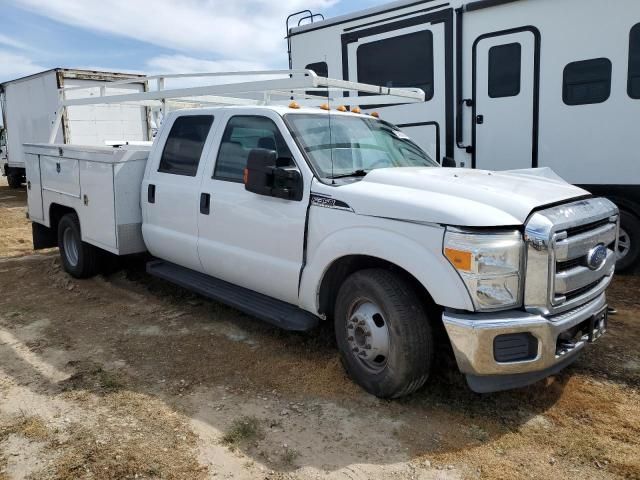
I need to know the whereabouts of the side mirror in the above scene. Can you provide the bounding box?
[244,148,303,201]
[442,156,456,168]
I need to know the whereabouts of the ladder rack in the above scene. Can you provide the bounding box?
[49,70,425,142]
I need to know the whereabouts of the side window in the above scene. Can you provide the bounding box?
[563,58,612,106]
[488,43,522,98]
[357,30,434,101]
[629,23,640,99]
[214,116,293,183]
[158,115,213,176]
[305,61,328,77]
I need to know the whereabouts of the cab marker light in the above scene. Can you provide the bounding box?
[288,101,301,109]
[370,111,380,118]
[336,105,348,112]
[352,107,362,114]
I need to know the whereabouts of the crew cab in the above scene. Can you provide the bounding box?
[24,73,619,398]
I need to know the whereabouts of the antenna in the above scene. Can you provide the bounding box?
[325,56,335,185]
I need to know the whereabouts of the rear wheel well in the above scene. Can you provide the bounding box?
[49,204,77,238]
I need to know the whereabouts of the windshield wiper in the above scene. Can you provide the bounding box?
[327,169,369,179]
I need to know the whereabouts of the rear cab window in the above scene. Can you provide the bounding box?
[158,115,214,176]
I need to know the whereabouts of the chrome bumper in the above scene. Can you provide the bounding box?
[442,293,607,392]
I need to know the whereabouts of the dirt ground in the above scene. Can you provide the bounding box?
[0,176,639,480]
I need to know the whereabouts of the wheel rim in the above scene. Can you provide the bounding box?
[617,227,631,260]
[346,299,390,373]
[63,227,79,267]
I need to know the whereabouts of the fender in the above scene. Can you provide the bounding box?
[299,219,474,315]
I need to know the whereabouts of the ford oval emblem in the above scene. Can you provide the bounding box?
[587,244,608,271]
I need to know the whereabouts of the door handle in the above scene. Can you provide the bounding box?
[148,184,156,204]
[476,114,484,125]
[200,193,211,215]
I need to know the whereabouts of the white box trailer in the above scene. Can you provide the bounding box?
[287,0,640,271]
[0,68,151,188]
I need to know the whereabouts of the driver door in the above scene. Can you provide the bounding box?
[197,112,310,305]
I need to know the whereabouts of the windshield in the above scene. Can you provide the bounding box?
[285,114,438,180]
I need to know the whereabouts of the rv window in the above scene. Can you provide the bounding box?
[488,43,521,98]
[629,23,640,99]
[305,62,328,78]
[213,116,293,183]
[563,58,612,106]
[356,30,434,101]
[158,115,213,176]
[305,62,329,97]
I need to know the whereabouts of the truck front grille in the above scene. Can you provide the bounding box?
[524,198,619,316]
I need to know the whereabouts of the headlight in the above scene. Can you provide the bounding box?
[444,229,524,311]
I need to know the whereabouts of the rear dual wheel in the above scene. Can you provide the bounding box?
[334,269,434,399]
[57,213,100,278]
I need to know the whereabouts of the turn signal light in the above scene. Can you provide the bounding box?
[444,248,472,272]
[336,105,347,112]
[288,101,301,109]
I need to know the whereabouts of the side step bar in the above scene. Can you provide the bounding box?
[146,260,319,332]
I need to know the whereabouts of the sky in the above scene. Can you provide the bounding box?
[0,0,388,84]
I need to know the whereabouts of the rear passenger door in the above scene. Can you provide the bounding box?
[142,113,215,272]
[197,113,309,305]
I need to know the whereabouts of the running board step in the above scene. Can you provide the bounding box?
[146,260,319,332]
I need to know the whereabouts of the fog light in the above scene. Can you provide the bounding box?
[493,333,538,362]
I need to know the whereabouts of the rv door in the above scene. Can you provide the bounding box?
[345,19,448,163]
[472,29,539,170]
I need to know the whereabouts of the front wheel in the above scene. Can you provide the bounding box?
[57,213,100,278]
[334,269,434,398]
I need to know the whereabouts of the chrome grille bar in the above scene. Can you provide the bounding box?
[524,198,619,316]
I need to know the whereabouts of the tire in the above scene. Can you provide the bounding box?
[57,213,100,278]
[7,174,22,189]
[616,210,640,273]
[334,269,434,399]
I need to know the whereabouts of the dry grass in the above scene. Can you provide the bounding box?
[43,391,208,480]
[0,414,51,443]
[221,415,264,447]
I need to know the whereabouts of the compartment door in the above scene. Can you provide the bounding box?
[24,153,44,222]
[345,19,448,163]
[473,30,538,170]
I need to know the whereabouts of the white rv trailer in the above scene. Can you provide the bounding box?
[287,0,640,271]
[0,68,151,189]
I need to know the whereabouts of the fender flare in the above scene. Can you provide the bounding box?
[299,226,473,314]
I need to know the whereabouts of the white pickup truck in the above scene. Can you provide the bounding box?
[24,73,618,398]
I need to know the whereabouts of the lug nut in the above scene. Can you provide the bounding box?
[347,336,354,341]
[365,344,372,350]
[352,347,359,353]
[347,324,354,330]
[365,332,372,337]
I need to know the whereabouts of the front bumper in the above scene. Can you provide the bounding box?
[442,293,607,393]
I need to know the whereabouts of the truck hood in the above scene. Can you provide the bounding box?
[327,167,589,227]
